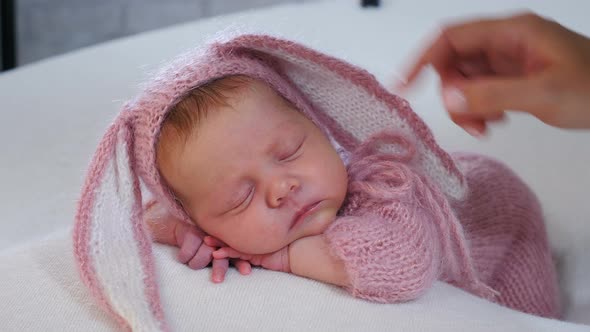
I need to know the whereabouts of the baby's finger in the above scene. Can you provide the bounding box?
[177,231,202,264]
[213,247,251,260]
[187,243,215,270]
[233,259,252,275]
[203,236,226,247]
[211,258,229,283]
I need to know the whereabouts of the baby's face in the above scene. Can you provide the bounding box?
[159,80,348,254]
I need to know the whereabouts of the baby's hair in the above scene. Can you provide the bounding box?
[158,75,253,153]
[155,75,254,212]
[157,74,299,164]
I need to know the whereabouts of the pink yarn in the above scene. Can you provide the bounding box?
[452,153,561,317]
[73,120,133,331]
[222,35,465,186]
[73,118,170,331]
[324,131,560,318]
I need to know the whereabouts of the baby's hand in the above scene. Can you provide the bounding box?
[175,225,253,283]
[206,236,290,273]
[144,201,250,283]
[173,222,215,269]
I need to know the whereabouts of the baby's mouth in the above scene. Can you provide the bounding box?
[289,200,322,230]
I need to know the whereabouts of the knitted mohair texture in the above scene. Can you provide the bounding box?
[326,132,560,318]
[73,33,560,331]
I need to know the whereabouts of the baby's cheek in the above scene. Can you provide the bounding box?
[307,209,337,236]
[232,223,285,255]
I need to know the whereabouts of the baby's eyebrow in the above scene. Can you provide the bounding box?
[264,138,282,156]
[263,120,301,154]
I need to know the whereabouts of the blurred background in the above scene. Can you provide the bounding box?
[0,0,327,71]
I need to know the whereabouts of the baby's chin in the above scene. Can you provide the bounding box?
[226,210,339,255]
[303,208,338,236]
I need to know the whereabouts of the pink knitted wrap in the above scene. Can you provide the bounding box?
[325,132,560,317]
[73,33,559,330]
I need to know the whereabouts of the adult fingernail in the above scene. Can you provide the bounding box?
[443,86,467,113]
[462,124,484,138]
[391,75,408,92]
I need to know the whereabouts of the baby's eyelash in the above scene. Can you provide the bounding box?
[231,187,253,211]
[279,138,305,161]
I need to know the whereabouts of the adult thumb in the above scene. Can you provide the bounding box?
[443,77,545,117]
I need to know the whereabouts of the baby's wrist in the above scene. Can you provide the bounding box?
[283,245,292,273]
[287,235,317,276]
[287,240,300,275]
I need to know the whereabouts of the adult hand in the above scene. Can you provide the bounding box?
[400,12,590,135]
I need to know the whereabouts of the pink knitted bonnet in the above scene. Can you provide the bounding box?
[73,34,469,331]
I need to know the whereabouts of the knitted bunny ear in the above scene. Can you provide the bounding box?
[73,117,168,331]
[215,35,468,199]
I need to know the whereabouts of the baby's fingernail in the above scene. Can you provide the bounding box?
[443,86,467,113]
[212,275,223,283]
[462,124,484,138]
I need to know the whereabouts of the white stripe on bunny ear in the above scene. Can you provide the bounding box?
[73,118,169,332]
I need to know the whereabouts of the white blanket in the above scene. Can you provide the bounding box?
[1,0,589,330]
[2,229,588,331]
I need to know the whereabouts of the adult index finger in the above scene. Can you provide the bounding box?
[401,17,511,87]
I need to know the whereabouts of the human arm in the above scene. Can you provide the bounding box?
[287,235,349,287]
[209,234,349,287]
[321,213,441,303]
[210,211,440,303]
[400,12,590,134]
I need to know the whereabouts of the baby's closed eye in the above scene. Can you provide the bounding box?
[278,136,306,162]
[226,186,254,214]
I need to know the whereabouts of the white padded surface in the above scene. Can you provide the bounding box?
[0,0,588,330]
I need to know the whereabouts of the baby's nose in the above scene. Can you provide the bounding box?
[268,176,300,208]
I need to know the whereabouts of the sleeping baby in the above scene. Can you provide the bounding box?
[145,73,560,317]
[74,34,560,330]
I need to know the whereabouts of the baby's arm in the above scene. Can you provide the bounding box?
[212,211,439,303]
[322,212,441,303]
[210,234,349,287]
[288,235,349,287]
